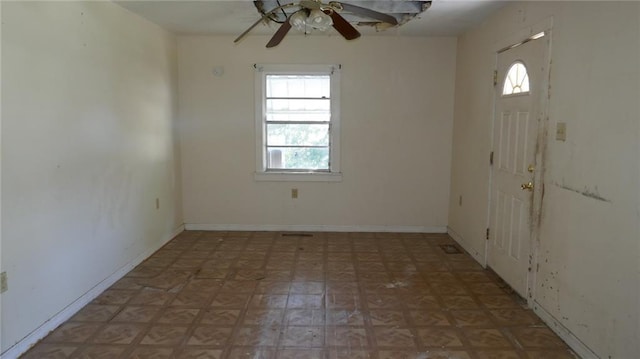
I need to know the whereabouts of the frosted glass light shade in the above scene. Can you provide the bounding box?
[289,11,307,31]
[307,9,333,31]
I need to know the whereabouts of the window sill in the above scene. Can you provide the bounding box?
[254,172,343,182]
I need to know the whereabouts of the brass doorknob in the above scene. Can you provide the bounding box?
[521,182,534,191]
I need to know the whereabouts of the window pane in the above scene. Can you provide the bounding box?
[266,75,330,98]
[267,123,329,146]
[502,62,530,96]
[267,147,329,170]
[520,75,530,92]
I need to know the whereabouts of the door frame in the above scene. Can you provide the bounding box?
[486,17,553,307]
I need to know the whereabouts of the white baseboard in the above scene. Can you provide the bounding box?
[447,228,596,358]
[532,301,598,359]
[185,223,447,234]
[0,224,185,359]
[447,226,486,266]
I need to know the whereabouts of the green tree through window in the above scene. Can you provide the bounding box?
[265,74,331,170]
[255,64,341,179]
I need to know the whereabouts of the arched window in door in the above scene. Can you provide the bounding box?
[502,61,530,95]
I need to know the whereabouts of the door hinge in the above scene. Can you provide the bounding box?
[489,151,494,165]
[486,228,490,240]
[493,70,498,86]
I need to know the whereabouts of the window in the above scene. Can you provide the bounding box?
[254,64,341,181]
[502,61,530,96]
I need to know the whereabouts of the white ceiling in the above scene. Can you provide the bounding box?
[116,0,506,37]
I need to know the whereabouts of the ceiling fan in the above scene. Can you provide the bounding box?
[234,0,399,48]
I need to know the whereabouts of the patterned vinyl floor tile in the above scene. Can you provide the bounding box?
[22,231,576,359]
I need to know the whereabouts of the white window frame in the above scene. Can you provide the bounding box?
[254,64,342,182]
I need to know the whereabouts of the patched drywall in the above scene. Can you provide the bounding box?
[1,1,182,353]
[177,35,456,230]
[449,2,639,357]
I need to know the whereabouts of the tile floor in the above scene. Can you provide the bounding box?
[23,231,576,359]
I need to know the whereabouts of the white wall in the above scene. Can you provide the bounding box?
[1,1,182,353]
[448,2,640,358]
[0,0,4,350]
[178,35,457,231]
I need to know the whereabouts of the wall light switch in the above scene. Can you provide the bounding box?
[1,272,7,294]
[291,188,298,199]
[556,122,567,141]
[156,198,160,210]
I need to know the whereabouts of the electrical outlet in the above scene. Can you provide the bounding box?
[156,198,160,210]
[291,188,298,199]
[556,122,567,141]
[1,272,8,294]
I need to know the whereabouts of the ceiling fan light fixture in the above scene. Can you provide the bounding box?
[241,0,415,46]
[289,10,308,31]
[307,9,333,31]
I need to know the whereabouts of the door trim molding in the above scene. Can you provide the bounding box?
[487,16,554,306]
[492,16,554,53]
[525,19,554,308]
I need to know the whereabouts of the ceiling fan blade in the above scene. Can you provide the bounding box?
[234,16,268,43]
[266,20,292,48]
[300,0,321,9]
[339,2,399,25]
[327,10,360,40]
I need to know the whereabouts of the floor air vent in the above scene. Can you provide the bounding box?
[281,233,314,237]
[439,244,462,254]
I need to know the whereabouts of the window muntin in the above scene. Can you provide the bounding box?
[266,99,330,122]
[502,62,530,96]
[255,64,341,178]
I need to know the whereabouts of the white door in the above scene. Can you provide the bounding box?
[488,35,548,298]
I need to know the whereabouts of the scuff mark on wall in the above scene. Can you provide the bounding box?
[553,182,611,203]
